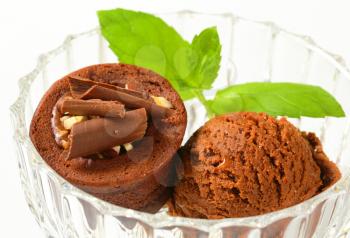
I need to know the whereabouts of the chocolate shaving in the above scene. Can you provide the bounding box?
[66,108,147,159]
[112,81,126,88]
[80,85,169,117]
[68,75,149,99]
[58,98,125,118]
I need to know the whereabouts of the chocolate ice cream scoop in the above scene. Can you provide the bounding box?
[169,112,341,219]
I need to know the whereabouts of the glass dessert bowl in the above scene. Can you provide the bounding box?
[10,11,350,238]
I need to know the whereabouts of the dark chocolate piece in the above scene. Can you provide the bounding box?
[80,85,169,117]
[67,108,147,159]
[68,75,148,99]
[59,98,125,118]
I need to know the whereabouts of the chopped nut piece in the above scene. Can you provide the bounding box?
[151,96,173,109]
[57,130,68,137]
[112,145,121,154]
[61,140,70,150]
[63,117,75,130]
[75,116,87,122]
[97,153,104,159]
[123,143,133,151]
[60,116,70,122]
[63,116,87,130]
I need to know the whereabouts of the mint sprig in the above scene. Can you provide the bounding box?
[182,27,221,90]
[209,83,345,118]
[98,9,221,101]
[97,9,345,118]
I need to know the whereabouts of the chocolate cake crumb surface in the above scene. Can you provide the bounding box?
[30,63,187,212]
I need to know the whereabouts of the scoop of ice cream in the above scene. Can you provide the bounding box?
[169,112,340,219]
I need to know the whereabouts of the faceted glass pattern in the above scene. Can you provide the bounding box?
[10,11,350,238]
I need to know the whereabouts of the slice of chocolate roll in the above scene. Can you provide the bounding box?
[30,63,187,212]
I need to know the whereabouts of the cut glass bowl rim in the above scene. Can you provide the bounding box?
[10,10,350,231]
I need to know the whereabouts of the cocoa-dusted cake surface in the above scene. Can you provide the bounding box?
[30,63,187,212]
[169,112,340,218]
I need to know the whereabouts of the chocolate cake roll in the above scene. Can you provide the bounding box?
[30,63,187,212]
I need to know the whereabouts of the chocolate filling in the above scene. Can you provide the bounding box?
[51,76,172,160]
[52,103,69,146]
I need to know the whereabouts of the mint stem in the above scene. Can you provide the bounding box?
[193,90,215,118]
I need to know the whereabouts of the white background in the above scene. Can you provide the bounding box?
[1,0,350,237]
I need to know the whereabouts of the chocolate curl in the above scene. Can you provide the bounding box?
[68,75,148,99]
[59,98,125,118]
[67,108,147,159]
[81,85,169,117]
[112,81,126,88]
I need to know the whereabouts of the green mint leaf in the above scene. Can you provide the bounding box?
[185,27,221,89]
[97,8,196,100]
[209,82,345,118]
